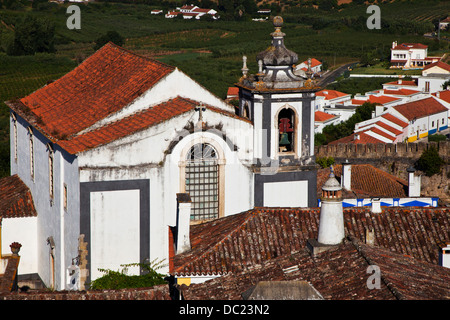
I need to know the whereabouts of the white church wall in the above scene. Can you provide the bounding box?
[263,180,308,207]
[90,189,141,280]
[10,113,80,290]
[78,109,254,275]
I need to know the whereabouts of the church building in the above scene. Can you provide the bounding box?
[3,17,319,290]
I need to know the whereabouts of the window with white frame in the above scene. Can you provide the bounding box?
[12,113,17,163]
[28,127,34,180]
[48,144,54,200]
[185,143,219,221]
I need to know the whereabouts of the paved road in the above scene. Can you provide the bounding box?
[316,62,358,88]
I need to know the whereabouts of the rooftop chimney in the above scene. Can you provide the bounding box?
[342,160,351,191]
[371,198,382,213]
[439,242,450,269]
[317,168,345,246]
[175,193,192,254]
[407,167,421,197]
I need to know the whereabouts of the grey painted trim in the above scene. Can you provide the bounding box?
[80,179,150,285]
[254,169,317,208]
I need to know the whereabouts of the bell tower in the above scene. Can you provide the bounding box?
[236,16,320,208]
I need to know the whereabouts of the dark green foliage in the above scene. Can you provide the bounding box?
[416,146,445,177]
[7,15,55,56]
[94,31,124,50]
[316,156,335,169]
[321,102,376,144]
[428,134,447,142]
[89,259,167,290]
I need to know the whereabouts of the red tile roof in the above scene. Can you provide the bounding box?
[7,42,175,141]
[315,110,336,122]
[318,164,408,198]
[392,43,428,50]
[316,89,350,100]
[58,96,250,154]
[358,121,402,136]
[423,61,450,73]
[384,80,417,87]
[226,87,239,97]
[0,174,37,219]
[329,132,384,145]
[180,235,450,300]
[383,88,420,96]
[433,90,450,103]
[393,97,448,121]
[351,95,399,105]
[173,207,450,277]
[381,113,408,128]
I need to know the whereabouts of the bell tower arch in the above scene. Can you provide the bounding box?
[236,16,320,208]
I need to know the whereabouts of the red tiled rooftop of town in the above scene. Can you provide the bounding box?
[0,174,37,219]
[173,207,450,277]
[381,113,408,128]
[179,235,450,300]
[316,89,350,100]
[383,88,420,96]
[393,97,448,121]
[315,110,336,122]
[329,131,384,145]
[423,60,450,72]
[7,42,175,141]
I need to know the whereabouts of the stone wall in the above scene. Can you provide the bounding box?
[315,141,450,163]
[0,284,171,300]
[315,141,450,204]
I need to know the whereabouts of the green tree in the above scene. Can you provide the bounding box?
[7,15,55,56]
[416,146,444,177]
[93,31,124,50]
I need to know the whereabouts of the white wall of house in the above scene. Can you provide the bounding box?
[10,113,80,290]
[1,216,37,275]
[418,75,450,93]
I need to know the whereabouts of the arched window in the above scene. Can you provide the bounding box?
[185,143,219,221]
[278,108,296,153]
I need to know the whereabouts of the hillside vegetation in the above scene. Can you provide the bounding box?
[0,0,449,177]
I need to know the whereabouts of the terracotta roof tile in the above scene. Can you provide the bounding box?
[316,89,350,100]
[423,61,450,72]
[315,110,337,122]
[0,175,37,219]
[7,42,175,141]
[173,207,450,277]
[180,236,450,300]
[319,164,408,199]
[381,113,408,128]
[393,97,448,121]
[383,88,420,96]
[328,132,384,145]
[58,96,250,154]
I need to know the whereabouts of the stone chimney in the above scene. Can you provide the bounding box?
[407,167,421,197]
[438,242,450,269]
[317,168,345,246]
[175,193,192,254]
[342,160,351,191]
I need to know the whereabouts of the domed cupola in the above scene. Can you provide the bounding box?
[256,16,299,67]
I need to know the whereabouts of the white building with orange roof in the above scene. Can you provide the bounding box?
[390,41,440,69]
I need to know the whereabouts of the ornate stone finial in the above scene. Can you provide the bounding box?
[271,16,285,38]
[241,55,249,78]
[258,59,263,74]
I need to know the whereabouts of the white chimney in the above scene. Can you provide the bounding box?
[342,160,351,191]
[371,198,382,213]
[317,168,345,246]
[407,167,421,197]
[176,193,192,254]
[439,242,450,269]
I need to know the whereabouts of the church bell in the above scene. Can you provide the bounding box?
[279,132,290,145]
